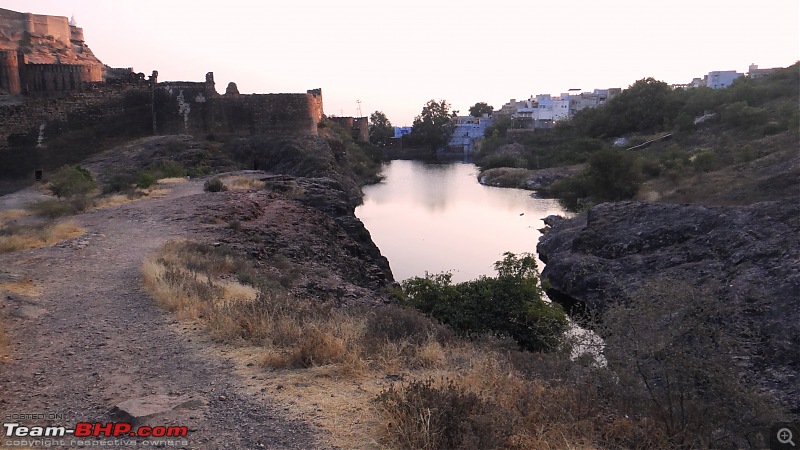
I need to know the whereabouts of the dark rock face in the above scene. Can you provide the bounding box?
[196,173,393,307]
[537,200,800,412]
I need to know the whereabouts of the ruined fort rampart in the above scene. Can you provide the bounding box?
[152,73,324,136]
[0,8,75,45]
[0,70,325,178]
[0,8,326,180]
[0,8,104,96]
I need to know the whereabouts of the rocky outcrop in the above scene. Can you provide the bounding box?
[196,172,393,306]
[478,164,583,192]
[537,200,800,412]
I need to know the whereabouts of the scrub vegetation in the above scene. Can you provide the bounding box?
[141,240,777,448]
[476,63,800,210]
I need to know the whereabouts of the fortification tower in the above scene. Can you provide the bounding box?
[0,50,21,95]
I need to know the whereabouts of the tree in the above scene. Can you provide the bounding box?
[469,102,493,117]
[572,77,682,138]
[402,252,568,352]
[49,165,96,199]
[368,110,394,146]
[409,99,455,153]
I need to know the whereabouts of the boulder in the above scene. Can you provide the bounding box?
[110,394,206,426]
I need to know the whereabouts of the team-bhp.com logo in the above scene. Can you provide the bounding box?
[4,422,188,438]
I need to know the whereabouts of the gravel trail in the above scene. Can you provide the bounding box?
[0,181,330,449]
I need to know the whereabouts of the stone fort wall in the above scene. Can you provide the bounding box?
[0,9,103,96]
[0,71,325,178]
[0,8,76,46]
[152,73,323,136]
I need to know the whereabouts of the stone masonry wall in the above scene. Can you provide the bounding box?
[1,73,324,179]
[154,79,323,137]
[0,50,20,94]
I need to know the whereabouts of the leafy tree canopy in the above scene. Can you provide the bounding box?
[409,99,455,152]
[469,102,494,117]
[402,252,568,353]
[368,110,394,146]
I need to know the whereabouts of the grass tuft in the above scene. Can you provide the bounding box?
[0,221,85,253]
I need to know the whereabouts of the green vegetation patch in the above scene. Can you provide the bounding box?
[402,252,568,353]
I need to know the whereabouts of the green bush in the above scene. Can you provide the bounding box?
[203,178,227,192]
[551,148,643,209]
[103,172,136,194]
[28,199,82,218]
[48,165,96,198]
[403,252,568,353]
[660,145,692,171]
[135,172,157,189]
[478,153,519,170]
[135,160,189,189]
[585,148,642,200]
[692,150,717,172]
[721,101,768,129]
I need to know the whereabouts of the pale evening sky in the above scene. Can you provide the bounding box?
[4,0,799,126]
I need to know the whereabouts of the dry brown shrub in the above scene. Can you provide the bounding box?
[142,240,688,449]
[0,209,28,222]
[143,240,364,370]
[220,175,265,190]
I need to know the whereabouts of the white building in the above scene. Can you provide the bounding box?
[497,87,619,129]
[706,70,743,89]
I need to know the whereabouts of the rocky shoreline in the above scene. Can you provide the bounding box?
[197,172,395,306]
[537,199,800,414]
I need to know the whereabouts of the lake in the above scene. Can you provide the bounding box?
[355,159,569,283]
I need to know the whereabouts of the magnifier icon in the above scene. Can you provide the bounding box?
[778,428,796,446]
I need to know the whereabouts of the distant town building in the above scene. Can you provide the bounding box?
[674,63,783,90]
[393,126,412,139]
[496,87,619,129]
[747,63,778,79]
[705,70,743,89]
[448,115,493,154]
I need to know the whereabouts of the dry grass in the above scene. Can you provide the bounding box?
[0,209,29,223]
[221,175,266,190]
[92,194,136,209]
[0,221,85,253]
[141,240,674,449]
[0,277,43,297]
[157,177,188,184]
[93,187,173,210]
[142,187,171,198]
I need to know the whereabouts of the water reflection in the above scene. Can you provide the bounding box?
[356,160,569,283]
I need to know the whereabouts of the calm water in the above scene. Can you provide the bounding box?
[355,160,569,283]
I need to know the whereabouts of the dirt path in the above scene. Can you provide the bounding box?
[0,181,331,449]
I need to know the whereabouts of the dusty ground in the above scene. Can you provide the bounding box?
[0,179,338,449]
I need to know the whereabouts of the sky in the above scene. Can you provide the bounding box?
[4,0,798,126]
